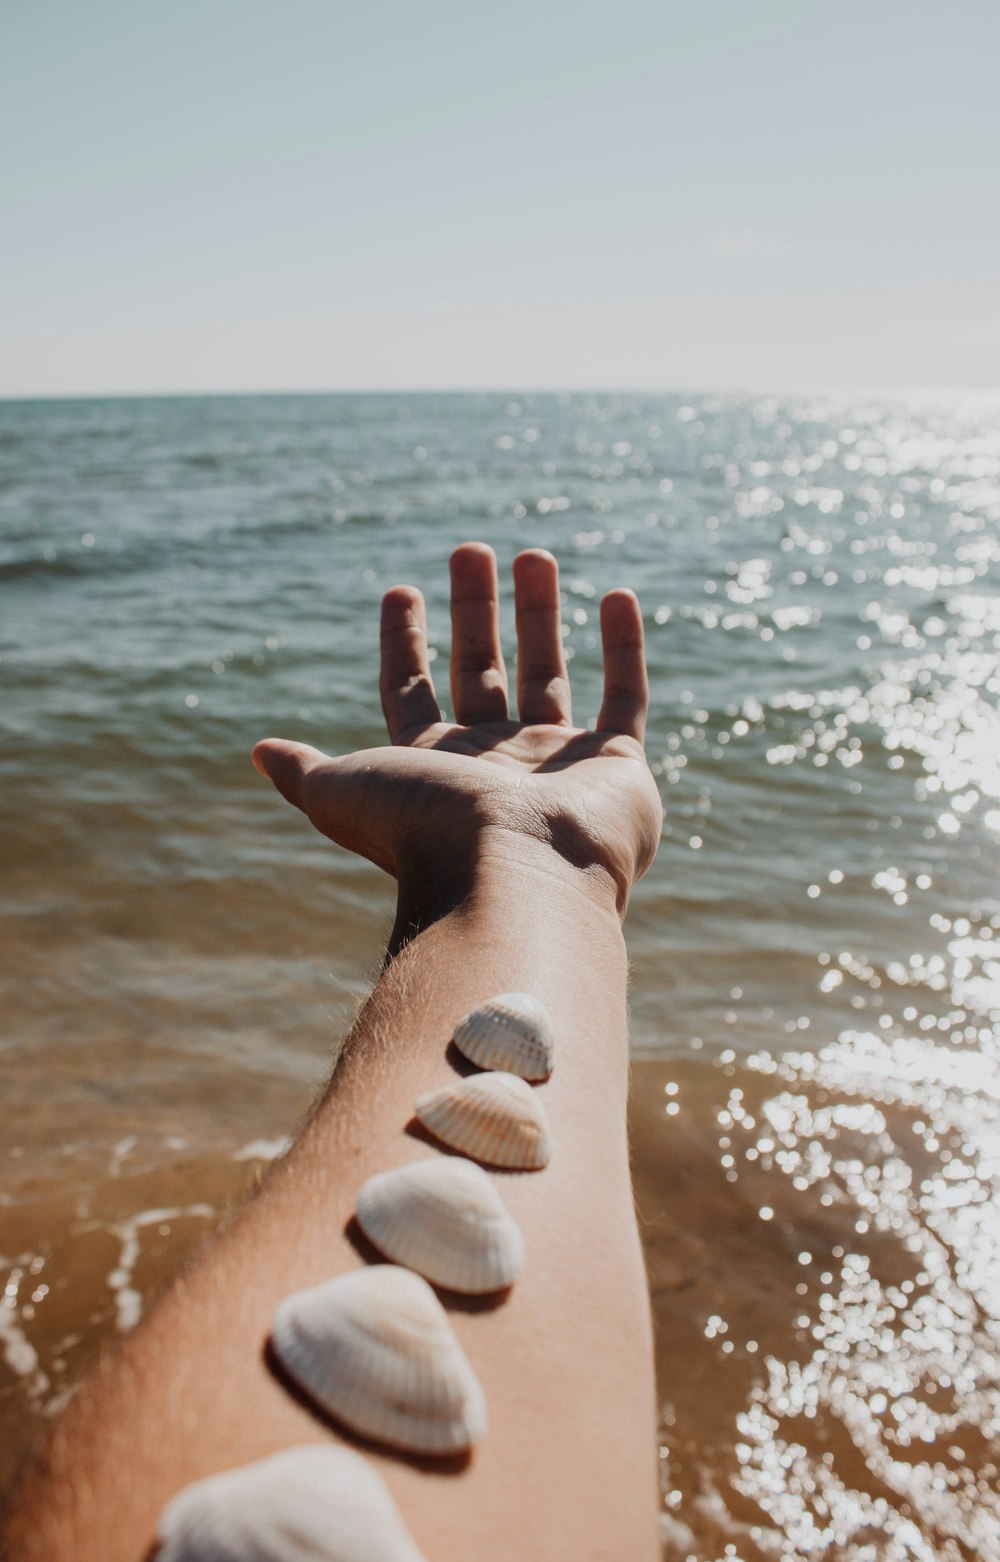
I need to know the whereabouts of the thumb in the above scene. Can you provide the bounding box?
[251,739,329,811]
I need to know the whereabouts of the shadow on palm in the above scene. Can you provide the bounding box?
[411,718,644,771]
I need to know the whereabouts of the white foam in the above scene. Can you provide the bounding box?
[107,1204,214,1332]
[231,1136,292,1162]
[0,1299,49,1396]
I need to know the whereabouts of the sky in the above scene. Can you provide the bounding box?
[2,0,998,396]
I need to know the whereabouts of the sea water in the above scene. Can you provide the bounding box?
[2,391,998,1555]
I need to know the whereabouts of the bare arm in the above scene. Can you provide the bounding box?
[3,544,663,1562]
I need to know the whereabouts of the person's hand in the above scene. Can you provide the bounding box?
[253,544,662,920]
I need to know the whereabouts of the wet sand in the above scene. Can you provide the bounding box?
[3,1040,995,1558]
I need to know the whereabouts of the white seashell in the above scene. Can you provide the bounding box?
[415,1072,551,1170]
[156,1444,427,1562]
[270,1266,487,1455]
[356,1158,524,1293]
[452,991,554,1080]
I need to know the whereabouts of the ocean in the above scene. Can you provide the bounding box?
[2,390,998,1557]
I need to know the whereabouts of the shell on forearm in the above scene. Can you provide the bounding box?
[155,1444,428,1561]
[415,1072,551,1170]
[452,992,555,1081]
[356,1158,524,1294]
[269,1265,487,1455]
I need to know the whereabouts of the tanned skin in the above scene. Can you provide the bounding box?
[2,543,663,1562]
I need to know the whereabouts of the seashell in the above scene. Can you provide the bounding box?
[156,1444,427,1562]
[452,991,554,1080]
[415,1072,551,1170]
[270,1265,487,1455]
[356,1157,524,1294]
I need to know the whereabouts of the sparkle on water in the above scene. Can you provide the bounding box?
[713,1030,1000,1560]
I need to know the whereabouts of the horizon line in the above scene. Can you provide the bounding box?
[3,382,1000,405]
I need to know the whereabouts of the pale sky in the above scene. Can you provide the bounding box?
[2,0,997,397]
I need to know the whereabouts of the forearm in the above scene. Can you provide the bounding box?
[7,848,659,1561]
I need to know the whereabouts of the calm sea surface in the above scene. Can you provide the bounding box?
[2,392,999,1557]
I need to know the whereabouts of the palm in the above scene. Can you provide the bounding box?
[254,545,662,913]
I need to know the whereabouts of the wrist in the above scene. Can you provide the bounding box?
[389,826,625,955]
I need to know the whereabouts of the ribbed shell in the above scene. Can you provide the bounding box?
[415,1072,551,1170]
[355,1158,524,1293]
[452,992,554,1080]
[270,1266,487,1455]
[156,1445,427,1562]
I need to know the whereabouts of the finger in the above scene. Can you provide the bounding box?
[596,589,649,741]
[251,739,328,812]
[449,542,509,724]
[379,585,441,742]
[513,549,572,726]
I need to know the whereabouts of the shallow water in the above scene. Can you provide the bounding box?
[2,391,999,1555]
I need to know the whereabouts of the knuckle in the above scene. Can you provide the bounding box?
[459,666,506,695]
[522,663,566,686]
[457,649,501,675]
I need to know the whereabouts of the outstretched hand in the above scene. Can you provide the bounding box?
[253,544,662,919]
